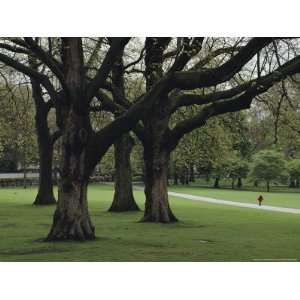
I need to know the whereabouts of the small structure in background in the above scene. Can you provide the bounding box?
[257,195,264,206]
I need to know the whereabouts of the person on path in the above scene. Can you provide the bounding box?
[257,195,264,206]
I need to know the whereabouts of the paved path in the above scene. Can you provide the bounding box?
[168,191,300,215]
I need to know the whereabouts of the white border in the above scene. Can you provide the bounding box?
[0,262,299,300]
[0,0,299,36]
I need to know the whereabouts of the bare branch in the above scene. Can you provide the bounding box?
[85,37,130,101]
[24,37,65,88]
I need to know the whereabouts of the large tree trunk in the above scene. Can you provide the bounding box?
[140,38,177,223]
[109,133,139,212]
[46,110,95,241]
[47,180,94,241]
[34,142,56,205]
[141,147,177,223]
[46,38,95,241]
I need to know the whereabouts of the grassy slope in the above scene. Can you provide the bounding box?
[0,184,300,261]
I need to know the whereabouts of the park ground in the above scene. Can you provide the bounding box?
[0,183,300,261]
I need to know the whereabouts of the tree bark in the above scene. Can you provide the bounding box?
[109,133,139,212]
[46,180,94,241]
[46,110,95,241]
[140,106,177,222]
[34,142,56,205]
[141,148,177,223]
[46,38,95,241]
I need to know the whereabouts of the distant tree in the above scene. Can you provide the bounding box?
[0,84,38,186]
[211,160,232,188]
[228,158,249,189]
[287,159,300,188]
[250,150,287,192]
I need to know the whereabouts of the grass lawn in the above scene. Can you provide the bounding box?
[169,184,300,208]
[0,184,300,261]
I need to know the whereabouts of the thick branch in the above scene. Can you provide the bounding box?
[170,38,275,90]
[172,54,300,110]
[0,51,58,101]
[95,89,124,114]
[0,43,29,54]
[169,92,262,150]
[168,37,204,73]
[50,130,62,145]
[86,75,170,172]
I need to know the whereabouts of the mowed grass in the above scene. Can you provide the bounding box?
[0,184,300,261]
[169,184,300,208]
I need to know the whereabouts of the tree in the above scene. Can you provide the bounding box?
[250,150,287,192]
[228,158,249,189]
[115,38,300,222]
[171,113,238,188]
[287,159,300,188]
[106,41,139,211]
[31,78,60,204]
[0,62,59,203]
[109,133,140,212]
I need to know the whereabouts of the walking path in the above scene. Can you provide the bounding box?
[168,191,300,214]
